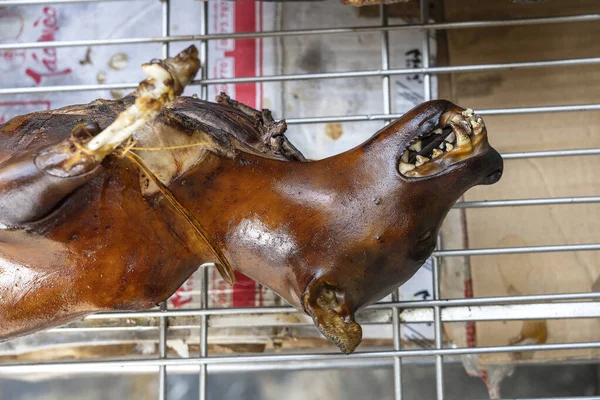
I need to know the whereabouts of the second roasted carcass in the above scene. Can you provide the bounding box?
[0,46,502,354]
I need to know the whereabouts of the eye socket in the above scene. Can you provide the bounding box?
[417,230,432,242]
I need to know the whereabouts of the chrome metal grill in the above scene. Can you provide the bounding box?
[0,1,599,400]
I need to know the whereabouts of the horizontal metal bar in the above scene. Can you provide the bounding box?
[55,301,599,330]
[0,357,458,376]
[90,301,596,329]
[1,341,599,371]
[171,289,600,304]
[4,357,598,378]
[0,82,137,96]
[454,196,600,208]
[200,57,600,85]
[286,103,600,124]
[493,397,600,400]
[402,302,600,323]
[82,292,600,321]
[2,0,129,4]
[2,57,599,95]
[434,243,600,257]
[48,326,159,333]
[2,14,599,51]
[478,103,600,115]
[85,307,295,320]
[502,148,600,159]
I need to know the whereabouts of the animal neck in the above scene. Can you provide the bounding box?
[325,123,409,183]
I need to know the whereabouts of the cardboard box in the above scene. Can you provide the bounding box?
[439,0,600,366]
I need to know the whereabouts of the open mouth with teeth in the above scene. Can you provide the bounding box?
[398,108,489,178]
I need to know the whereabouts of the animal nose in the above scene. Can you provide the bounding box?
[480,147,503,185]
[482,168,503,185]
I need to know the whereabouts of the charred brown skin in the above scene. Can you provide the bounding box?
[0,97,502,353]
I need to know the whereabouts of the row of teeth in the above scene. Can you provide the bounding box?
[399,109,482,175]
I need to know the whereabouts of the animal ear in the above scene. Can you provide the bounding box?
[302,280,362,354]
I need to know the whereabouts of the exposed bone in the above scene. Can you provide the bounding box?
[399,162,416,174]
[408,140,422,152]
[86,65,174,156]
[401,151,409,163]
[415,155,429,167]
[432,149,443,159]
[461,108,474,117]
[85,47,198,158]
[445,143,454,152]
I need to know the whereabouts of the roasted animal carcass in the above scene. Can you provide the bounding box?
[0,46,502,354]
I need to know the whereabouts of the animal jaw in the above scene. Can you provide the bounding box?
[398,107,501,182]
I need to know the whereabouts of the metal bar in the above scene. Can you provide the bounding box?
[198,5,209,399]
[420,3,440,396]
[158,302,168,400]
[1,341,599,370]
[45,298,600,330]
[391,289,403,400]
[47,299,600,331]
[199,264,209,400]
[478,103,600,115]
[421,0,432,102]
[380,6,402,399]
[285,103,600,124]
[2,0,127,4]
[502,148,600,160]
[381,5,392,119]
[158,2,170,399]
[433,243,600,257]
[454,196,600,208]
[83,291,600,320]
[2,57,599,95]
[3,15,599,51]
[492,398,600,400]
[432,236,444,400]
[0,358,452,375]
[199,1,209,102]
[199,57,600,85]
[0,83,137,95]
[199,57,600,84]
[402,302,600,323]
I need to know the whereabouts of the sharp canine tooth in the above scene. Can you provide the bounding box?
[445,132,455,143]
[456,130,470,146]
[432,149,443,159]
[408,140,422,152]
[472,117,484,135]
[399,162,416,174]
[401,151,409,163]
[445,143,454,151]
[415,155,429,167]
[433,128,443,134]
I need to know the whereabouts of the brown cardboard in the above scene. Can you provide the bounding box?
[440,0,600,364]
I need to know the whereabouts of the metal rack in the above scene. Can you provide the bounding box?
[0,1,599,400]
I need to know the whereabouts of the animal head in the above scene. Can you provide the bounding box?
[301,100,503,354]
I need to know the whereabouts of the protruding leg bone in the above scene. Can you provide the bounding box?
[0,47,200,227]
[86,46,200,159]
